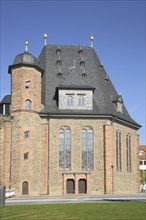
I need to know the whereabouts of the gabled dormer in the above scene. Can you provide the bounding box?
[57,68,95,110]
[113,95,123,113]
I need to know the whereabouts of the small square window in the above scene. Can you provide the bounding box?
[24,131,29,139]
[25,81,30,88]
[140,161,143,165]
[24,152,28,160]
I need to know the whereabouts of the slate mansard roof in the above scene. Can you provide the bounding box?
[38,44,140,128]
[6,44,140,129]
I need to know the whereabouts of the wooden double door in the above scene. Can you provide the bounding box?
[66,179,87,194]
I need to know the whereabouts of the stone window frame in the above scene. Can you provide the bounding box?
[126,134,131,172]
[116,130,122,172]
[59,126,71,171]
[82,126,94,171]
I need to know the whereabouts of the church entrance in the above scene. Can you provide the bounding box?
[66,179,75,194]
[78,179,87,193]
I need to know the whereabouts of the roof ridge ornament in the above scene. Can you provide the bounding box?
[90,35,94,47]
[25,41,29,52]
[73,60,76,69]
[44,33,48,45]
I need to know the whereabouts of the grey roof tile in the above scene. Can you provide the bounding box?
[39,44,140,128]
[59,68,94,89]
[0,95,11,104]
[8,52,43,74]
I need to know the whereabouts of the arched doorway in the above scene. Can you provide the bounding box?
[66,179,75,194]
[78,179,87,193]
[22,181,29,195]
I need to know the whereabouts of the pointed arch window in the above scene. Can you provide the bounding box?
[82,127,94,170]
[116,130,121,171]
[126,134,131,172]
[25,99,31,110]
[59,127,71,170]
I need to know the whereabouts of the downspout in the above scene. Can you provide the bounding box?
[111,116,117,194]
[111,116,117,125]
[104,117,116,194]
[9,115,14,188]
[48,113,50,194]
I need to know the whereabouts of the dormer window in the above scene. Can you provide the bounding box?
[113,95,123,114]
[78,49,83,56]
[105,75,109,82]
[67,95,74,106]
[56,60,62,66]
[56,48,61,55]
[82,72,87,78]
[57,72,62,78]
[78,95,85,106]
[80,60,85,67]
[116,101,123,113]
[25,80,30,88]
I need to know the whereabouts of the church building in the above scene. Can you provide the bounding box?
[0,36,141,195]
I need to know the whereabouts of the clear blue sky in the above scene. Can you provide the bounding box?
[0,0,145,144]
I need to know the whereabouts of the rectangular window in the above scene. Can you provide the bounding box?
[78,95,85,106]
[25,81,30,88]
[24,152,28,160]
[24,131,29,139]
[144,161,146,165]
[66,95,74,106]
[140,161,143,165]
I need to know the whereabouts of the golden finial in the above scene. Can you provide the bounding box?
[90,35,94,47]
[44,33,48,45]
[25,41,29,52]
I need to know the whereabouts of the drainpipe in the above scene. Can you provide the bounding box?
[111,165,114,194]
[9,115,14,188]
[48,114,50,194]
[111,116,117,125]
[111,117,116,194]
